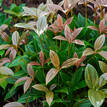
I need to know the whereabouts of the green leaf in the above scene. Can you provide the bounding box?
[88,89,105,107]
[85,64,99,89]
[55,87,69,94]
[18,91,41,103]
[9,55,28,67]
[0,79,7,89]
[73,100,91,107]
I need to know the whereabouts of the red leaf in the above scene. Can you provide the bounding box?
[44,58,50,64]
[29,61,40,66]
[39,50,45,67]
[57,14,63,27]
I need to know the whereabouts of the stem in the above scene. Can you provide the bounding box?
[68,44,71,57]
[60,40,61,49]
[85,2,87,26]
[39,36,47,58]
[71,9,73,16]
[100,6,103,20]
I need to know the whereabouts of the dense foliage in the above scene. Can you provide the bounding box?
[0,0,107,107]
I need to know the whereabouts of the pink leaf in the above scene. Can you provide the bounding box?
[24,77,32,93]
[9,48,17,61]
[64,25,72,44]
[27,64,34,79]
[99,19,105,33]
[71,27,83,41]
[15,77,29,84]
[53,36,67,41]
[88,26,98,31]
[72,39,84,45]
[64,17,73,27]
[29,61,40,66]
[47,4,64,12]
[57,14,63,27]
[99,51,107,60]
[0,58,10,66]
[1,32,10,42]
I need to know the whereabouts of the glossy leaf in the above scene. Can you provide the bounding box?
[32,84,48,92]
[36,16,48,36]
[46,68,58,85]
[12,31,20,47]
[64,24,71,44]
[0,44,11,50]
[99,73,107,88]
[88,89,105,107]
[85,64,98,89]
[99,61,107,73]
[0,66,14,76]
[94,34,105,51]
[27,64,35,79]
[24,77,32,93]
[3,102,24,107]
[57,14,63,27]
[46,91,54,106]
[50,50,60,69]
[83,48,94,56]
[99,51,107,60]
[61,58,78,69]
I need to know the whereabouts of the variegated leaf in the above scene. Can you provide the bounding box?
[53,36,67,41]
[61,58,78,69]
[99,73,107,88]
[99,51,107,60]
[50,50,60,69]
[71,27,83,41]
[36,16,48,36]
[94,34,105,51]
[0,44,11,50]
[99,61,107,73]
[39,50,45,67]
[0,66,14,76]
[64,24,72,44]
[3,102,24,107]
[85,64,99,89]
[15,77,29,84]
[72,39,84,45]
[64,0,70,10]
[32,84,48,92]
[82,48,94,56]
[46,91,54,106]
[88,89,105,107]
[12,31,20,47]
[57,14,63,27]
[14,22,36,31]
[24,77,32,93]
[46,68,58,85]
[27,64,35,79]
